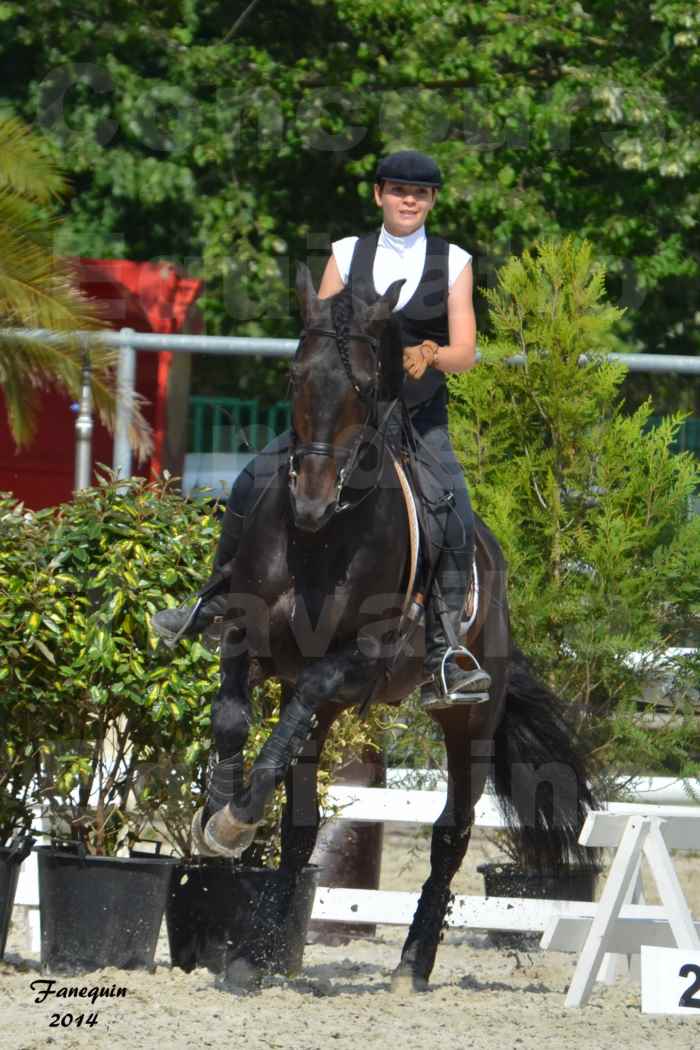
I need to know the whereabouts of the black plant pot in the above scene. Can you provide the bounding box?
[166,859,319,987]
[37,845,176,974]
[0,837,34,959]
[477,862,600,951]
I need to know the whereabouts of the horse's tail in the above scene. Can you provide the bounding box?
[492,645,598,870]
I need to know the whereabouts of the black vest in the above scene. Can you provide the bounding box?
[349,231,450,408]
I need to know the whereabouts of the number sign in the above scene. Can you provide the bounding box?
[641,946,700,1016]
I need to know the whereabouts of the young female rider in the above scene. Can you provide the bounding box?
[152,150,491,706]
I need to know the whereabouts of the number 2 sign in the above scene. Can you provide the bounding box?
[641,947,700,1016]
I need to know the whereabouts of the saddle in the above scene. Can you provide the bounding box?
[389,450,488,649]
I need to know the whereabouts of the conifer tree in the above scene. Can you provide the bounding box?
[450,239,700,780]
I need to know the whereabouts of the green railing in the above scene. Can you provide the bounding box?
[648,416,700,457]
[188,398,291,453]
[188,400,700,460]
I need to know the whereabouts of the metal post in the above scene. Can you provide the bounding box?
[73,347,93,492]
[112,328,136,479]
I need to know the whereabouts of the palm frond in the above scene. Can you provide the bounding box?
[0,332,153,460]
[0,342,42,446]
[0,113,66,202]
[0,114,153,460]
[0,225,105,331]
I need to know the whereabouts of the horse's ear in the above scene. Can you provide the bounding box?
[380,278,405,313]
[365,278,404,330]
[295,263,317,322]
[350,275,376,305]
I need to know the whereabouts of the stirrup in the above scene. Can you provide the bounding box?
[422,645,491,709]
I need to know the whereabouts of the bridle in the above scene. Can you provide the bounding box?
[288,325,394,515]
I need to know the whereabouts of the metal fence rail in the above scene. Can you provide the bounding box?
[4,327,700,489]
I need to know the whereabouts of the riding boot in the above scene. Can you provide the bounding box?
[420,545,492,710]
[150,504,245,647]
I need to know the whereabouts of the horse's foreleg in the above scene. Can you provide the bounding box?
[205,647,368,855]
[280,697,340,875]
[193,632,251,855]
[392,713,492,992]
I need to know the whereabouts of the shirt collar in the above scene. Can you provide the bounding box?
[378,224,426,255]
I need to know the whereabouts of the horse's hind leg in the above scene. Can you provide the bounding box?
[392,711,491,993]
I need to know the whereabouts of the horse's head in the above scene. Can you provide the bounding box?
[289,264,403,532]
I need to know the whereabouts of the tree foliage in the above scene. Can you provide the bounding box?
[0,1,697,407]
[450,238,700,780]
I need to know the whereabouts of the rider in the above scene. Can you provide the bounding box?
[152,149,491,707]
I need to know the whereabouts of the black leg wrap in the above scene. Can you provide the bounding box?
[230,696,319,828]
[207,753,244,809]
[254,696,318,782]
[400,880,452,978]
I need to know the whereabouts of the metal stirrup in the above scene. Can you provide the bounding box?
[435,645,491,705]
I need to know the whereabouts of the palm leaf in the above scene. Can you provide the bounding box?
[0,113,66,202]
[0,115,152,459]
[0,331,152,460]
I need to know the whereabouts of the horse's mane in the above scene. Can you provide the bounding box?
[329,283,403,400]
[329,283,354,347]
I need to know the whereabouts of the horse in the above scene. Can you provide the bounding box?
[193,264,595,992]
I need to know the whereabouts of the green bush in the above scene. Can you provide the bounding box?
[450,238,700,782]
[0,493,53,843]
[0,474,219,853]
[1,473,395,858]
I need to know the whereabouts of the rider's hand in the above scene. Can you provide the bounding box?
[403,340,440,380]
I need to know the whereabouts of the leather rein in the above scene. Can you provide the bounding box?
[288,325,396,515]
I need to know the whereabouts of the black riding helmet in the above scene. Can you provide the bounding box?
[375,150,443,188]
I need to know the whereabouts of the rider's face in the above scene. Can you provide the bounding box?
[373,181,437,236]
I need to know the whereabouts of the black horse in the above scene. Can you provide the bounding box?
[194,266,595,992]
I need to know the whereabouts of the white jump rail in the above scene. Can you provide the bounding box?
[310,789,700,930]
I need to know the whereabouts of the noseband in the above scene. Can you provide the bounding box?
[289,325,389,515]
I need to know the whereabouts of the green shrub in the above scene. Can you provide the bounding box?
[0,474,219,853]
[450,238,700,781]
[0,492,53,843]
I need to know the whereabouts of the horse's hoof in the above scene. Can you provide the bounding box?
[190,807,223,857]
[203,804,259,858]
[390,968,429,995]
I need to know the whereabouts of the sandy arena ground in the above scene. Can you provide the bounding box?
[1,826,699,1050]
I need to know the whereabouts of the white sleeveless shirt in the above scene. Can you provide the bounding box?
[331,225,472,312]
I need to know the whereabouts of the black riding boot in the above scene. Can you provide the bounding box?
[420,546,492,709]
[150,504,245,647]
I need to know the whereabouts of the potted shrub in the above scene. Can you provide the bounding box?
[449,239,700,902]
[14,473,220,974]
[0,493,47,957]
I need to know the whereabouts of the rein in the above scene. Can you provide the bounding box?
[289,324,395,515]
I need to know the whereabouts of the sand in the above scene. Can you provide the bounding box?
[1,826,698,1050]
